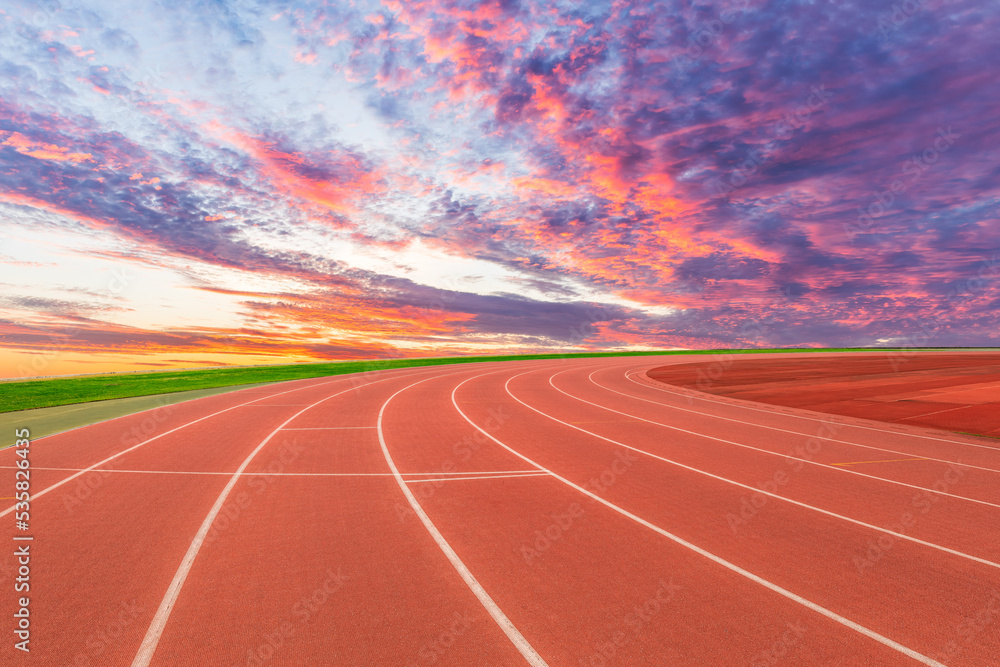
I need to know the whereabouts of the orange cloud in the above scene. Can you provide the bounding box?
[511,176,578,198]
[203,121,383,218]
[1,132,94,163]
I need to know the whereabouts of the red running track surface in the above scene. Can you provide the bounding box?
[645,352,1000,438]
[0,354,998,666]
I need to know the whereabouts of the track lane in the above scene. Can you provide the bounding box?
[0,365,490,665]
[376,372,547,667]
[458,364,998,664]
[0,375,357,519]
[622,365,1000,460]
[130,363,544,666]
[377,365,918,665]
[568,364,1000,510]
[591,363,1000,497]
[4,355,999,665]
[532,367,1000,563]
[625,362,1000,457]
[641,352,1000,437]
[130,380,383,666]
[444,367,951,665]
[0,376,369,665]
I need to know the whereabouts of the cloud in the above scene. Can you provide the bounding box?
[1,0,999,375]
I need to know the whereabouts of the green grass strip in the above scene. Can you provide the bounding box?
[0,347,975,413]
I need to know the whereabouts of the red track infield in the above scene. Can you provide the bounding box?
[2,353,999,666]
[646,352,1000,438]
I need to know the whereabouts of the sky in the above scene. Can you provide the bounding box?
[1,0,998,377]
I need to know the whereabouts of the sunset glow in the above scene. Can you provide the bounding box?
[1,0,998,377]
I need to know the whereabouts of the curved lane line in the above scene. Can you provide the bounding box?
[613,367,1000,475]
[130,366,469,667]
[405,472,549,484]
[450,371,946,667]
[537,368,1000,510]
[376,371,549,666]
[625,366,1000,451]
[502,370,1000,570]
[0,375,351,518]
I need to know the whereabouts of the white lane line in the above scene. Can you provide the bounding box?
[533,370,1000,511]
[451,372,946,667]
[235,404,311,407]
[279,426,377,430]
[625,367,1000,451]
[0,376,349,519]
[609,369,1000,475]
[890,404,971,422]
[405,473,549,484]
[131,368,425,667]
[0,466,546,478]
[505,372,1000,570]
[376,374,548,667]
[4,466,232,475]
[403,470,543,476]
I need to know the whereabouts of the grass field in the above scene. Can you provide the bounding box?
[0,348,966,414]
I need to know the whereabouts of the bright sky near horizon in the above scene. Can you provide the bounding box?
[0,0,998,378]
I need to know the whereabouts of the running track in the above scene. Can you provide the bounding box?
[1,355,998,665]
